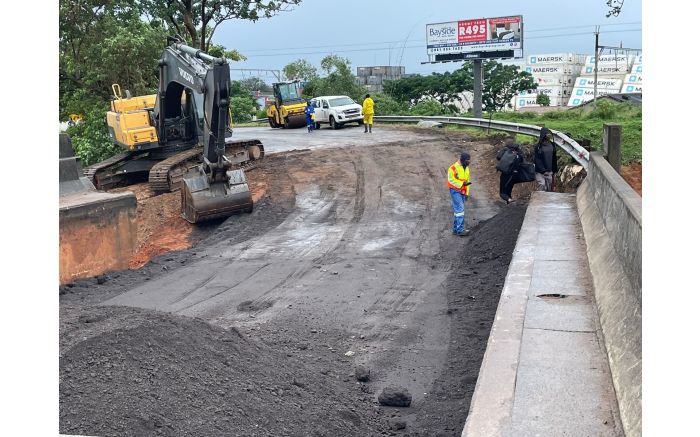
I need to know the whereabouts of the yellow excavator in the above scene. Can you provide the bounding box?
[266,80,307,128]
[86,36,264,223]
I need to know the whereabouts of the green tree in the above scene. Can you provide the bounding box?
[479,61,537,113]
[303,55,365,100]
[142,0,302,51]
[410,99,452,116]
[536,93,551,107]
[372,94,408,116]
[283,59,318,81]
[240,77,272,93]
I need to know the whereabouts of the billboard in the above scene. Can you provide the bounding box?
[426,15,523,59]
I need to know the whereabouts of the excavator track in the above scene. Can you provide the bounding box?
[148,139,265,192]
[83,152,139,189]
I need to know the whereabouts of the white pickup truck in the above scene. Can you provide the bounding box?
[310,95,364,129]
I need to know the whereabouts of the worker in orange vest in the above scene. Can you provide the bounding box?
[447,152,472,236]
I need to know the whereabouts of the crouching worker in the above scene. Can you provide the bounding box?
[305,100,315,133]
[496,136,524,204]
[447,152,472,236]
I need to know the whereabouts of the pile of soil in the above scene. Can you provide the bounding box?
[410,202,526,435]
[621,162,642,196]
[60,305,391,437]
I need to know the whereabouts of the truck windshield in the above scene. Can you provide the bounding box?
[329,97,355,107]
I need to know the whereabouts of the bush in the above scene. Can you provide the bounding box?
[230,96,257,123]
[255,108,268,120]
[65,103,121,166]
[372,94,408,116]
[409,99,452,116]
[536,93,550,107]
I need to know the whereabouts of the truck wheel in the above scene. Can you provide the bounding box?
[330,116,339,130]
[284,117,290,129]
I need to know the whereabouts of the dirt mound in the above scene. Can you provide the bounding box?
[411,202,526,435]
[60,305,390,437]
[621,162,642,196]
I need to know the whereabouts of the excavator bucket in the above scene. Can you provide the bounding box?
[181,167,253,224]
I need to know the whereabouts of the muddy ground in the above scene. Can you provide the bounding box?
[60,128,529,436]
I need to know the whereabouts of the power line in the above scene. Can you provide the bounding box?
[237,22,641,53]
[242,28,641,58]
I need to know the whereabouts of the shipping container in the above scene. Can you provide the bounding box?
[623,74,642,84]
[574,76,623,91]
[518,84,574,98]
[355,76,367,86]
[366,75,382,85]
[581,65,630,75]
[524,65,583,76]
[514,96,564,108]
[532,75,576,86]
[527,53,586,65]
[630,64,642,74]
[357,67,371,77]
[622,84,642,93]
[566,87,613,106]
[584,54,634,67]
[634,55,643,65]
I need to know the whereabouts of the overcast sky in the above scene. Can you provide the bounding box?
[214,0,641,81]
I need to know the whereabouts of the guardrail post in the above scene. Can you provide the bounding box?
[603,124,622,173]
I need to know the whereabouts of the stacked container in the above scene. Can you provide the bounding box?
[511,53,585,109]
[355,66,406,93]
[567,53,638,106]
[621,55,642,93]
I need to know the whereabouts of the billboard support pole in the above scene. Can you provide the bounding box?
[473,59,483,118]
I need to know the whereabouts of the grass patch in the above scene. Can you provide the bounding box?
[487,101,642,164]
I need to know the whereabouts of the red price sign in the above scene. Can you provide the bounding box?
[457,19,487,43]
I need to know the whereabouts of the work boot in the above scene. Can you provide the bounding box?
[364,126,368,133]
[453,230,469,236]
[369,125,372,133]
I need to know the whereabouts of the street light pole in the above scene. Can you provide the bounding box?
[594,26,600,110]
[474,59,483,118]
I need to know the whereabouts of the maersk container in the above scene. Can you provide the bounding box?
[518,85,573,98]
[533,75,576,86]
[527,53,586,65]
[634,55,643,65]
[525,65,582,76]
[624,74,642,84]
[574,76,623,91]
[584,54,634,66]
[630,64,642,74]
[581,65,630,76]
[622,84,642,93]
[566,87,613,106]
[514,96,564,108]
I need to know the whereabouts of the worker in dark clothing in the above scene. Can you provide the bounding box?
[305,101,315,133]
[496,136,524,204]
[534,127,558,191]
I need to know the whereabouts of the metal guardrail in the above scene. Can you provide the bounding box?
[374,115,589,170]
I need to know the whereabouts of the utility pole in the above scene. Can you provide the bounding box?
[594,26,600,110]
[473,59,483,118]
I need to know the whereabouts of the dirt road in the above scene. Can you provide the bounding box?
[60,127,527,436]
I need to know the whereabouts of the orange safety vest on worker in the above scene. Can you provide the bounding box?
[446,160,470,196]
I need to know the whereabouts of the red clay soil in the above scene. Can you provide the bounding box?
[111,169,268,269]
[620,162,642,196]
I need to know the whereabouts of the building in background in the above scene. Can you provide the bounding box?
[356,66,406,93]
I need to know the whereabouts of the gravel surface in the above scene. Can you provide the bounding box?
[59,128,529,436]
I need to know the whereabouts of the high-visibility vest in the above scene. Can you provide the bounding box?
[447,160,470,195]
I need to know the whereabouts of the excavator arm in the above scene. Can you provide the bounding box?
[158,37,253,223]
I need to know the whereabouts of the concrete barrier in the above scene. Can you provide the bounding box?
[59,134,137,284]
[576,151,642,437]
